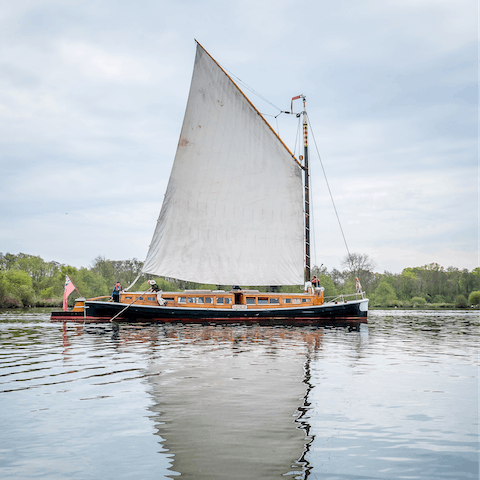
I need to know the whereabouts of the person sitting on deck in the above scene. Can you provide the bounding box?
[311,276,320,288]
[111,282,122,302]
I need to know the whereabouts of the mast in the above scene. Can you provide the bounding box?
[292,94,310,284]
[302,100,311,283]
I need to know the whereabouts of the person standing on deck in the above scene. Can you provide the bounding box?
[112,282,122,302]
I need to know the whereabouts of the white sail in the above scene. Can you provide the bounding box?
[142,43,304,286]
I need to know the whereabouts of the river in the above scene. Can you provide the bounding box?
[0,309,478,479]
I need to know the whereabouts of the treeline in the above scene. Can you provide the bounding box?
[0,252,478,309]
[0,253,143,308]
[0,252,237,308]
[312,253,479,308]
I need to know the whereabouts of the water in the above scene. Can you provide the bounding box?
[0,309,478,479]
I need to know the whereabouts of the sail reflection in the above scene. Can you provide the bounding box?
[117,324,323,479]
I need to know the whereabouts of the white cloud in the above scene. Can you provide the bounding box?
[59,42,151,82]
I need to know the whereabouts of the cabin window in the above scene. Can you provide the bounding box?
[205,297,213,304]
[147,296,156,301]
[216,297,224,304]
[284,298,291,304]
[292,298,301,304]
[187,297,195,303]
[246,297,256,305]
[164,297,174,302]
[224,298,231,304]
[196,297,204,304]
[138,297,143,300]
[302,298,309,303]
[178,297,187,303]
[270,298,279,304]
[125,296,133,300]
[258,298,268,305]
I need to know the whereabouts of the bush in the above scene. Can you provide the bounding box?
[39,287,55,299]
[438,303,454,309]
[5,269,32,288]
[0,270,36,307]
[411,296,427,307]
[373,279,397,307]
[16,285,35,306]
[468,291,479,307]
[455,294,468,308]
[34,298,62,307]
[1,296,22,308]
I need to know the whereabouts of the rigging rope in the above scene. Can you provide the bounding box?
[306,114,352,261]
[309,147,318,268]
[221,64,292,138]
[222,66,284,113]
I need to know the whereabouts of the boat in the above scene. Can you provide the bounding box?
[51,41,368,325]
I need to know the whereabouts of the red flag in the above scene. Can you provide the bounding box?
[63,275,76,311]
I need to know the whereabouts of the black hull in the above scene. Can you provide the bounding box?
[51,299,368,326]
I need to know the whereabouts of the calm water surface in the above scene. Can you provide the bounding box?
[0,310,478,479]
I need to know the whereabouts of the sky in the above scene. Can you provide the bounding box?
[0,0,477,275]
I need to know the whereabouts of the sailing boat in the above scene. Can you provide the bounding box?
[51,41,368,325]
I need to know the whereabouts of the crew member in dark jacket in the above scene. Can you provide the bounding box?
[112,282,122,302]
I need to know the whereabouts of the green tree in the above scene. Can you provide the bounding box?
[0,271,7,304]
[39,286,55,299]
[0,252,18,270]
[397,269,419,300]
[0,252,61,296]
[413,263,445,298]
[468,291,480,306]
[411,296,427,307]
[341,253,377,294]
[3,270,35,306]
[318,274,337,297]
[14,254,45,287]
[111,258,144,286]
[373,278,397,306]
[455,294,468,308]
[330,267,346,289]
[464,268,479,297]
[91,256,115,286]
[76,268,110,297]
[6,270,31,289]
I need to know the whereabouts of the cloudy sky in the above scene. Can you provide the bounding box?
[1,0,477,275]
